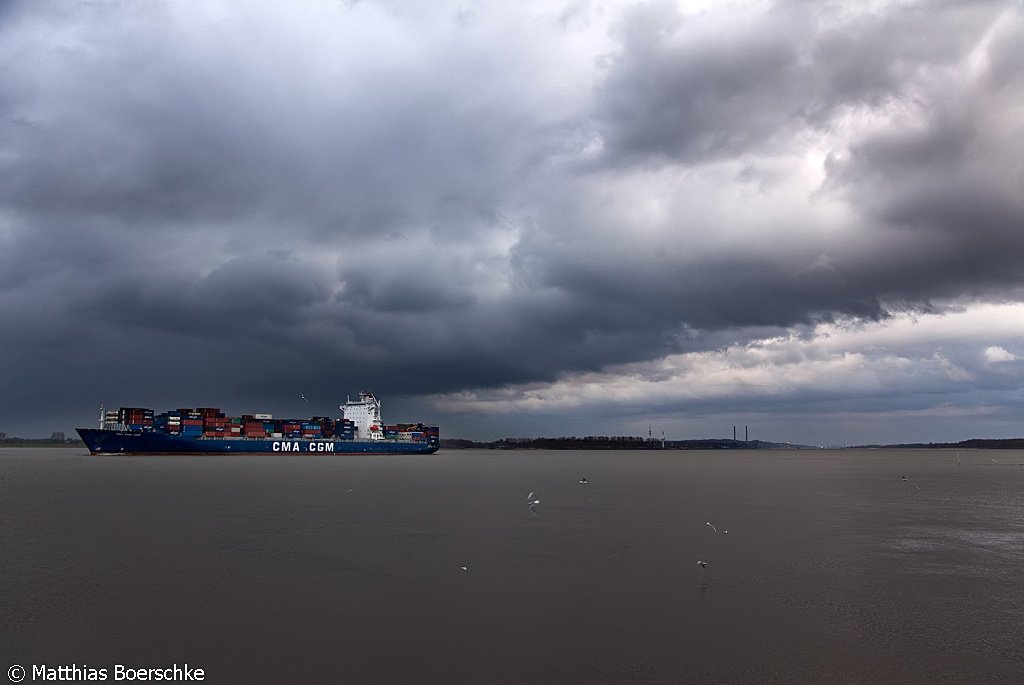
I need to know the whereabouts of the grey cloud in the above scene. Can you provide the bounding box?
[91,253,334,338]
[823,73,1024,301]
[583,0,1024,311]
[1,0,1022,441]
[507,246,889,356]
[593,0,1010,166]
[0,1,536,238]
[340,261,477,313]
[595,2,805,163]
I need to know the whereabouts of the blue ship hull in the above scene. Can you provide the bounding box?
[77,428,439,455]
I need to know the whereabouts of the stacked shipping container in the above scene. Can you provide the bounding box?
[117,407,154,431]
[107,406,430,444]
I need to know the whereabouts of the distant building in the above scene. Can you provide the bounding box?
[50,431,65,442]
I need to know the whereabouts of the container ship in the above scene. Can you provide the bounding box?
[76,392,439,455]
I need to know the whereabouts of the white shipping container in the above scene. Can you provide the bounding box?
[254,413,273,420]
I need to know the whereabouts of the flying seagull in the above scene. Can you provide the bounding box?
[578,477,588,484]
[527,492,541,515]
[706,521,718,533]
[301,393,308,404]
[696,560,708,568]
[460,565,468,572]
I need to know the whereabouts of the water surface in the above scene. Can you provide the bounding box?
[2,447,1022,683]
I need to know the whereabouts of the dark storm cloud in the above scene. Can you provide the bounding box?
[0,1,534,236]
[594,1,806,163]
[93,253,333,336]
[0,0,549,432]
[593,0,1007,160]
[575,0,1024,313]
[519,242,887,331]
[1,0,1022,439]
[821,33,1024,302]
[593,0,1009,165]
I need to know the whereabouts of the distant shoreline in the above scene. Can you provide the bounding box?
[851,438,1024,450]
[4,437,1022,451]
[441,437,1024,450]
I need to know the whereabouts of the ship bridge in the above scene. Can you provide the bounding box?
[340,392,385,440]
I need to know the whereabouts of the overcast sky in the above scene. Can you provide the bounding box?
[2,0,1022,444]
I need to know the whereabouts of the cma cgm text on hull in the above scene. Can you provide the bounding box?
[76,392,439,455]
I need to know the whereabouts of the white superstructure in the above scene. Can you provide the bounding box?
[340,392,385,440]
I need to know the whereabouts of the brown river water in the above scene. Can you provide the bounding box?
[2,447,1022,683]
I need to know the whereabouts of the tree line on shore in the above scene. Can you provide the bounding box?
[441,436,1024,450]
[441,436,812,449]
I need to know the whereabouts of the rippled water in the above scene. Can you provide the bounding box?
[2,447,1022,683]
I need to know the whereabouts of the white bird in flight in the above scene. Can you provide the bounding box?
[696,560,708,569]
[706,521,718,533]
